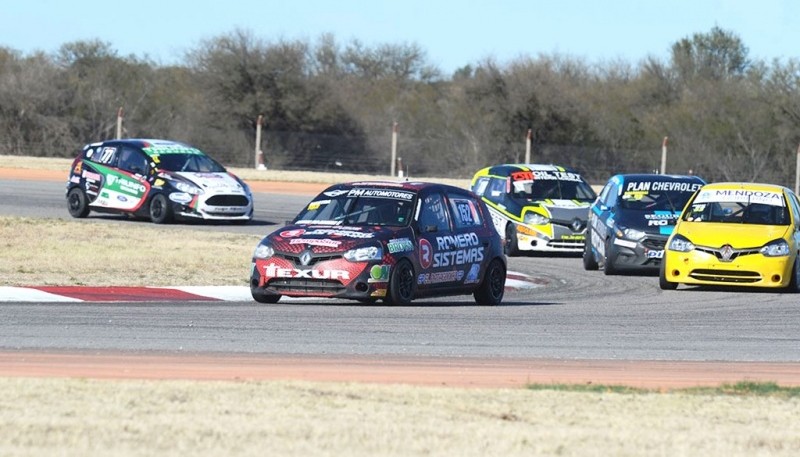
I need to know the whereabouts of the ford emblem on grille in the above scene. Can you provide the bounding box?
[720,244,734,262]
[300,251,312,266]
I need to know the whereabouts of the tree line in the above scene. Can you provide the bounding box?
[1,26,799,185]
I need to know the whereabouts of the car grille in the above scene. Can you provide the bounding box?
[547,239,584,249]
[267,278,346,295]
[206,195,250,206]
[689,269,761,283]
[642,238,666,250]
[695,246,760,262]
[277,253,343,267]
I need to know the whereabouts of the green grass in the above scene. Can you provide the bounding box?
[527,381,800,398]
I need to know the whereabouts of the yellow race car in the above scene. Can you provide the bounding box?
[660,182,800,291]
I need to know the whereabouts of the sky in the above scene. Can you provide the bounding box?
[3,0,799,74]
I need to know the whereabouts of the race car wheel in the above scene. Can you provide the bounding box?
[386,259,415,305]
[603,238,618,276]
[659,262,678,290]
[252,290,281,303]
[67,187,90,218]
[583,230,599,271]
[504,223,519,256]
[474,258,506,306]
[149,194,173,224]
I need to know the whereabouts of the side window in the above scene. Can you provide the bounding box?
[485,178,506,202]
[118,147,149,175]
[603,182,619,208]
[89,146,118,167]
[788,192,800,230]
[472,177,490,196]
[418,192,450,233]
[447,194,483,229]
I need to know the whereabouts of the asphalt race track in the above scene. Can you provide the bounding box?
[2,176,800,386]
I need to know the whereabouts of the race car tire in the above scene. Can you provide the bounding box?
[67,187,90,218]
[783,258,799,293]
[603,238,618,276]
[659,262,678,290]
[504,223,519,256]
[474,258,506,306]
[149,193,174,224]
[386,258,415,305]
[252,290,281,303]
[583,231,599,270]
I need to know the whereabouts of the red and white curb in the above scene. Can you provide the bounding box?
[1,272,545,302]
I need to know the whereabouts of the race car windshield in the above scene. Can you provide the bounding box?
[620,190,695,212]
[682,200,790,225]
[512,179,596,201]
[294,191,416,227]
[156,154,226,173]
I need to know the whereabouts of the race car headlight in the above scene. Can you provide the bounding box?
[174,181,203,195]
[253,243,275,260]
[344,245,383,262]
[524,212,550,225]
[622,228,646,241]
[760,239,790,257]
[668,234,695,252]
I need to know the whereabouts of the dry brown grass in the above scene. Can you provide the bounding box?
[0,216,260,286]
[1,378,798,457]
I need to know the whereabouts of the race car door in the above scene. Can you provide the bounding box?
[415,190,460,290]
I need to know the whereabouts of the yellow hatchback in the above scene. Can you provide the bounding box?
[660,182,800,291]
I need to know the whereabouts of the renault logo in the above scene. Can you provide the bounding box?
[719,244,734,262]
[300,250,313,266]
[570,218,584,232]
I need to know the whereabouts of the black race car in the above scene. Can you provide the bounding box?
[66,139,253,223]
[250,181,507,305]
[584,173,705,274]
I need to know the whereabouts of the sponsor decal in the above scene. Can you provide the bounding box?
[263,263,350,280]
[387,238,414,253]
[695,189,785,206]
[511,170,583,182]
[323,189,349,197]
[626,181,702,193]
[648,219,669,226]
[116,195,128,202]
[289,238,342,248]
[69,176,80,184]
[346,188,415,200]
[304,228,374,239]
[417,269,464,285]
[419,239,433,269]
[307,200,329,211]
[464,264,481,284]
[280,228,306,238]
[613,238,637,249]
[370,288,387,297]
[646,250,664,259]
[169,193,193,204]
[368,265,390,283]
[106,174,146,195]
[561,234,585,240]
[82,170,102,182]
[432,233,485,268]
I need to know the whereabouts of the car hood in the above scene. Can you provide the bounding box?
[529,199,591,221]
[267,224,411,254]
[174,172,247,194]
[618,210,682,236]
[677,222,790,248]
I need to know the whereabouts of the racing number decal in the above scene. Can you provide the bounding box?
[419,238,433,269]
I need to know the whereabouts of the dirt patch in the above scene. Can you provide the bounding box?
[3,352,800,388]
